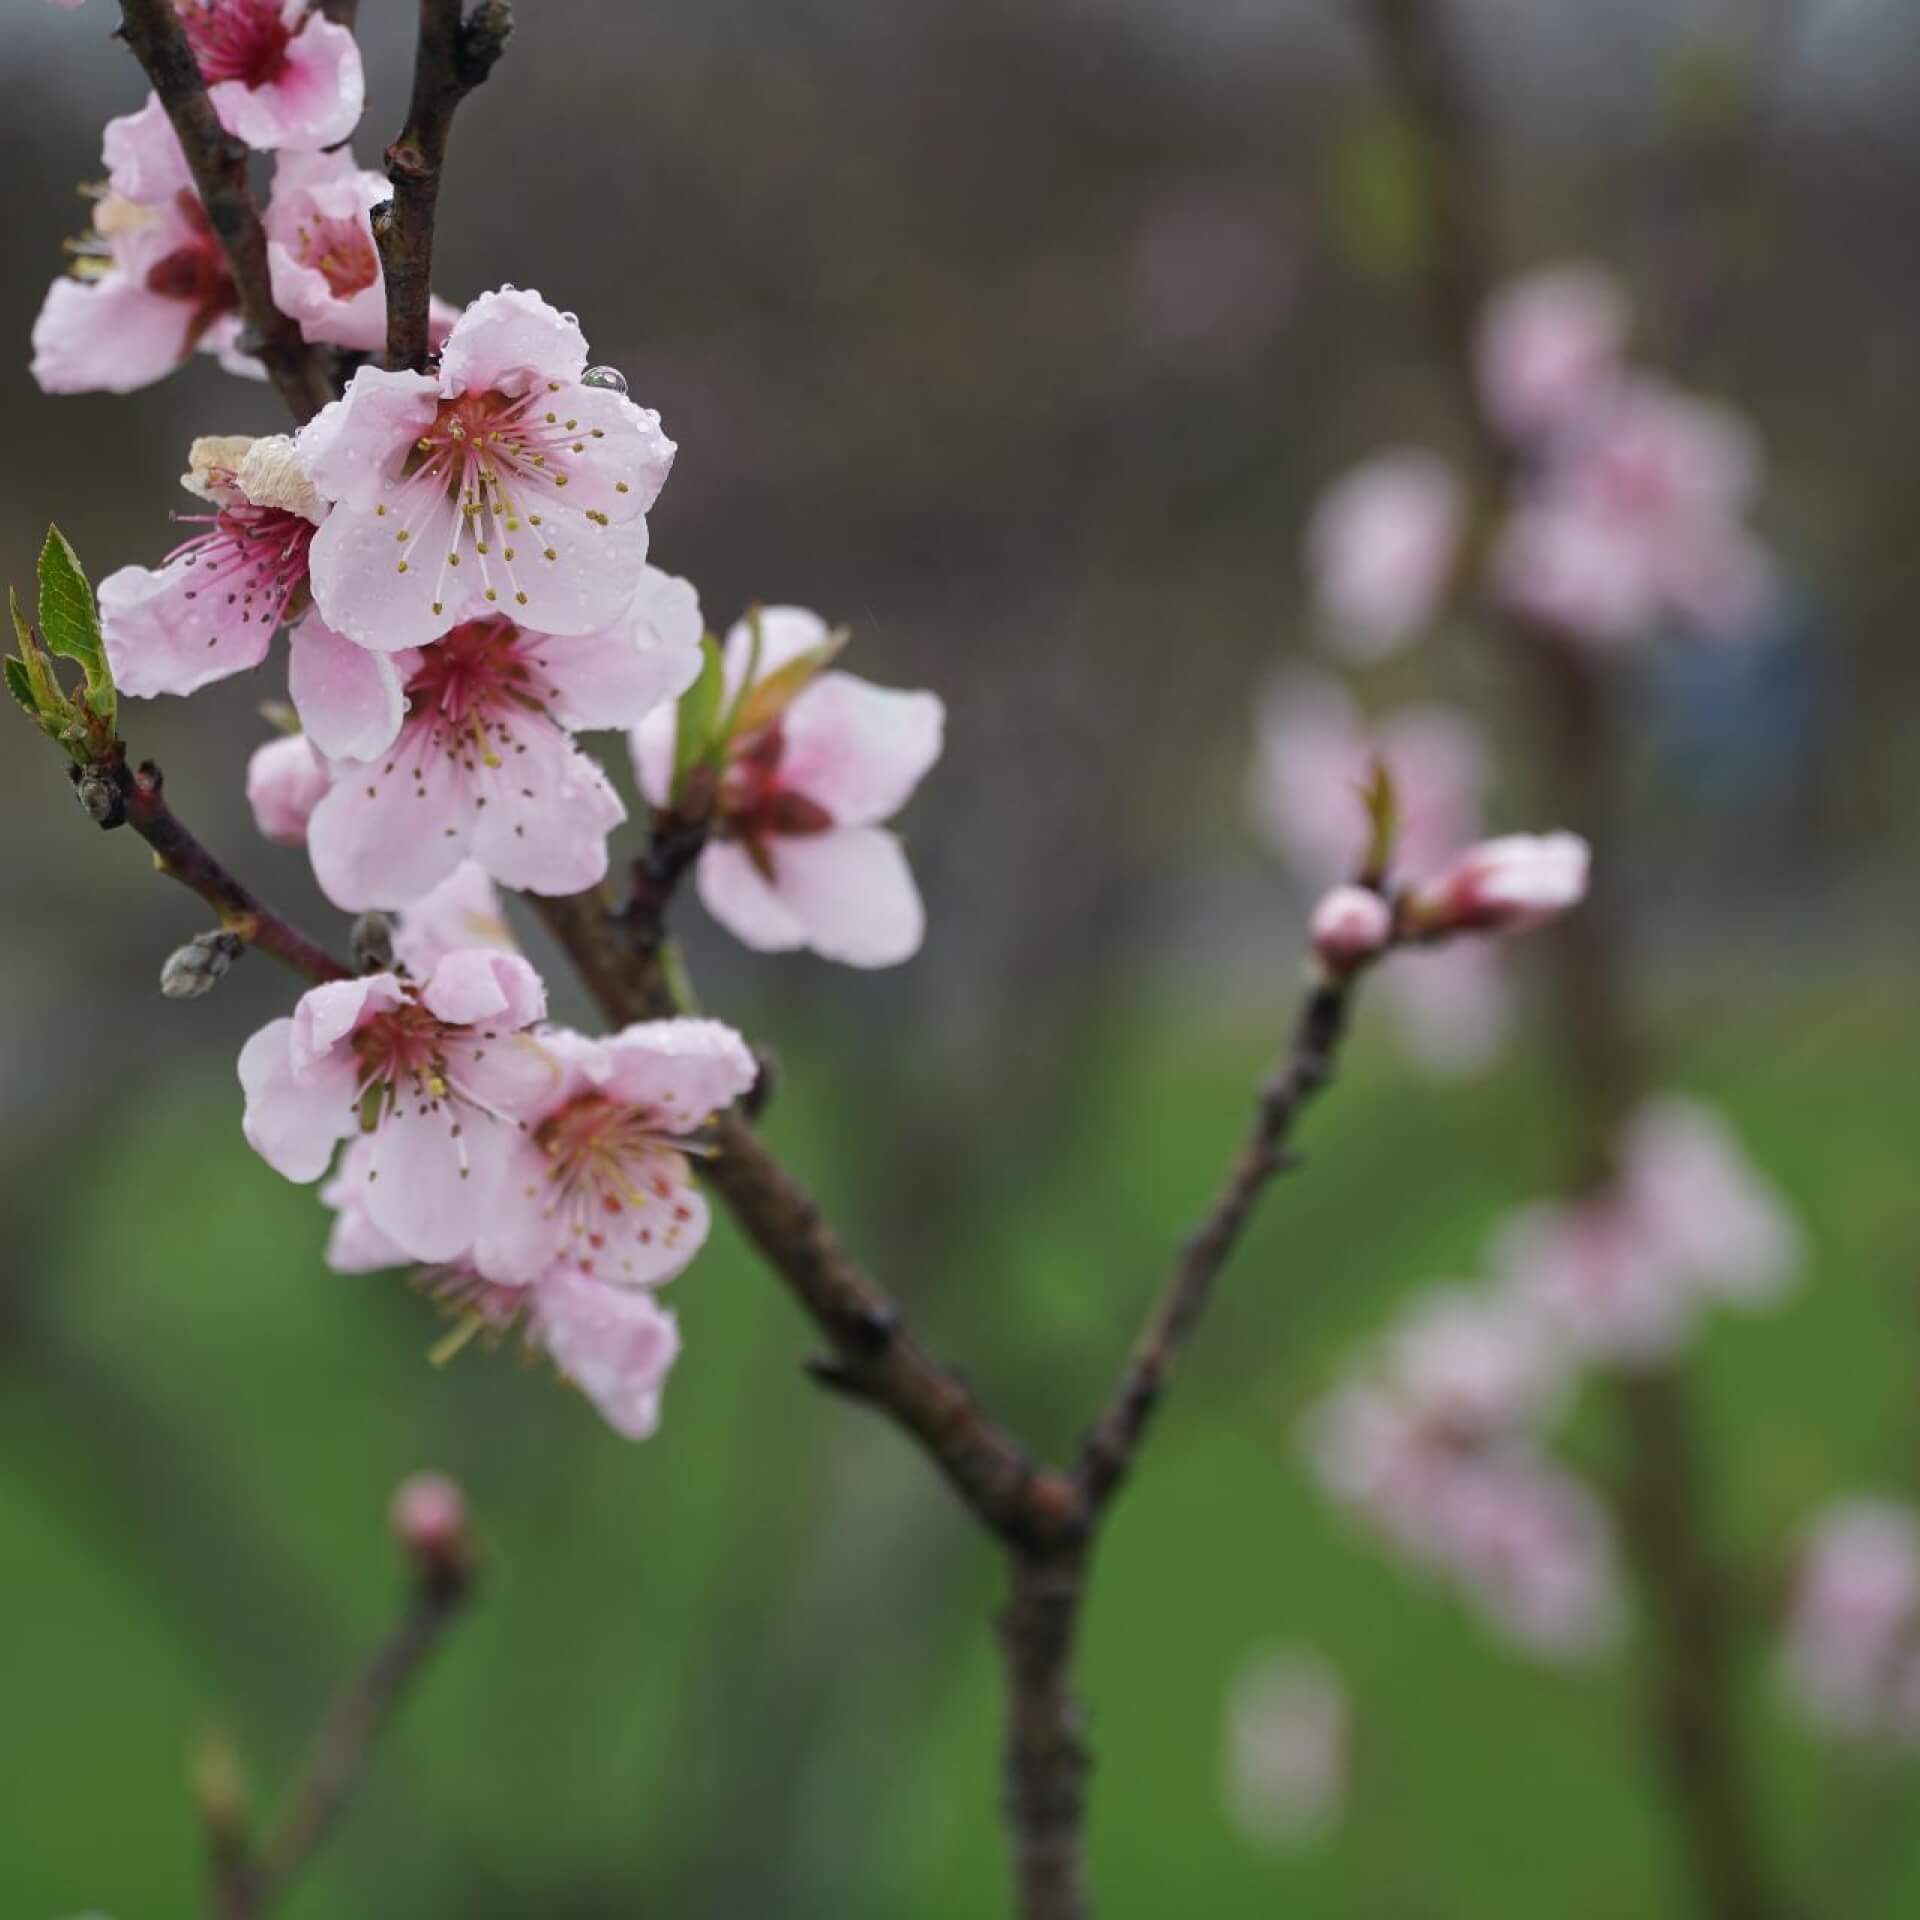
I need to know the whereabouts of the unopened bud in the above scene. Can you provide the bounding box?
[160,929,245,999]
[390,1470,472,1595]
[351,911,396,975]
[1308,885,1394,979]
[71,766,124,828]
[1403,832,1590,939]
[245,734,328,846]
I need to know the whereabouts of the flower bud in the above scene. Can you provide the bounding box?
[350,911,396,976]
[1404,832,1590,938]
[245,734,328,846]
[389,1471,472,1595]
[160,929,244,999]
[1308,885,1393,978]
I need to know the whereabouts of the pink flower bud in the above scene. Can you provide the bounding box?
[389,1471,470,1587]
[1308,885,1392,977]
[1406,832,1590,938]
[245,734,329,846]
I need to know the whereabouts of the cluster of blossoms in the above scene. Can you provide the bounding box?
[1306,261,1777,659]
[1306,1098,1800,1656]
[1781,1497,1920,1746]
[33,4,948,1436]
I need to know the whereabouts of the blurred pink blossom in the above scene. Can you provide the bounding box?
[1222,1649,1347,1846]
[1304,450,1465,662]
[245,733,328,846]
[174,1,365,153]
[1783,1498,1920,1744]
[1404,832,1591,938]
[1476,262,1630,445]
[392,862,518,980]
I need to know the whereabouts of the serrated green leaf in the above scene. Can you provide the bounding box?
[669,635,725,804]
[732,626,849,740]
[10,586,62,720]
[38,524,114,726]
[4,656,43,726]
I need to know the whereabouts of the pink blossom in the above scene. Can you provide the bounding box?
[32,189,245,395]
[1308,885,1392,978]
[392,862,518,980]
[1378,938,1511,1080]
[175,1,365,152]
[632,609,946,968]
[1222,1650,1347,1846]
[1403,832,1590,938]
[1496,377,1775,648]
[238,951,555,1265]
[246,732,328,845]
[1783,1498,1920,1743]
[264,150,389,351]
[297,288,674,651]
[1382,1285,1565,1438]
[1304,450,1464,661]
[1248,670,1488,884]
[473,1019,757,1288]
[103,94,194,205]
[1476,262,1630,445]
[305,569,702,910]
[533,1271,683,1440]
[320,1137,409,1272]
[1492,1197,1686,1365]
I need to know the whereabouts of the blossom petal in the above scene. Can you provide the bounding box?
[421,950,548,1028]
[392,862,518,978]
[526,573,704,732]
[297,366,442,511]
[437,287,588,396]
[534,1275,682,1441]
[696,842,807,952]
[103,93,192,203]
[31,272,193,396]
[466,736,626,897]
[363,1101,502,1265]
[98,552,276,698]
[287,614,406,760]
[238,1017,356,1182]
[246,733,330,845]
[307,742,469,910]
[594,1019,759,1128]
[770,826,926,967]
[778,674,944,826]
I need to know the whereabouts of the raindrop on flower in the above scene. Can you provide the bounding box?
[581,365,629,394]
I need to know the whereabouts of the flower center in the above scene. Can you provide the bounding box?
[177,0,297,90]
[168,499,315,644]
[532,1092,696,1277]
[296,212,381,299]
[404,617,535,729]
[715,723,835,849]
[145,191,240,343]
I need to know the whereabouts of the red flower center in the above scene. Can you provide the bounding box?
[179,0,297,90]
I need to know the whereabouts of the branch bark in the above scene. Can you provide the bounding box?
[376,0,515,372]
[115,0,338,423]
[85,751,349,986]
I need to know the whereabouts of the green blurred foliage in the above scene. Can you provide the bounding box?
[5,983,1917,1917]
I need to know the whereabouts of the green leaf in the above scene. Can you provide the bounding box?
[38,524,114,726]
[3,656,41,725]
[9,586,61,723]
[669,634,725,804]
[732,626,849,739]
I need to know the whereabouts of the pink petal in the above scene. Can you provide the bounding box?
[264,150,388,352]
[392,862,518,978]
[290,973,403,1077]
[1305,451,1464,660]
[437,287,589,396]
[1475,263,1629,444]
[533,567,704,731]
[307,744,469,910]
[466,734,626,897]
[98,551,276,698]
[1381,940,1511,1079]
[363,1101,504,1265]
[778,674,944,826]
[246,733,330,845]
[287,613,406,760]
[629,703,676,809]
[238,1017,356,1182]
[720,605,834,694]
[31,271,193,396]
[769,826,926,968]
[321,1138,409,1272]
[696,841,807,952]
[593,1019,759,1129]
[207,13,364,152]
[103,93,192,204]
[534,1274,682,1441]
[445,1029,564,1124]
[296,366,442,511]
[421,949,548,1028]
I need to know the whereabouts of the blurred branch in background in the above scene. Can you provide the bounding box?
[1353,4,1788,1917]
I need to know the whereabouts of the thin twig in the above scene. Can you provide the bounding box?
[83,750,349,986]
[527,886,1083,1554]
[1077,974,1355,1511]
[376,0,515,372]
[115,0,338,422]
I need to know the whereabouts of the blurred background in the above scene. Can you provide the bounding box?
[5,0,1920,1914]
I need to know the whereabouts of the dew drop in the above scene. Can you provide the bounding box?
[581,365,628,394]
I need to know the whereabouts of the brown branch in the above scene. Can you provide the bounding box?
[115,0,337,423]
[81,750,349,987]
[1078,974,1355,1510]
[1354,6,1788,1917]
[376,0,515,372]
[527,886,1083,1554]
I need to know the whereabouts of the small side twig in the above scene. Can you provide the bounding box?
[84,751,349,986]
[115,0,338,422]
[376,0,515,372]
[1077,975,1354,1511]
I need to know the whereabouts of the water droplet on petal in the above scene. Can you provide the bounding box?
[581,365,628,394]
